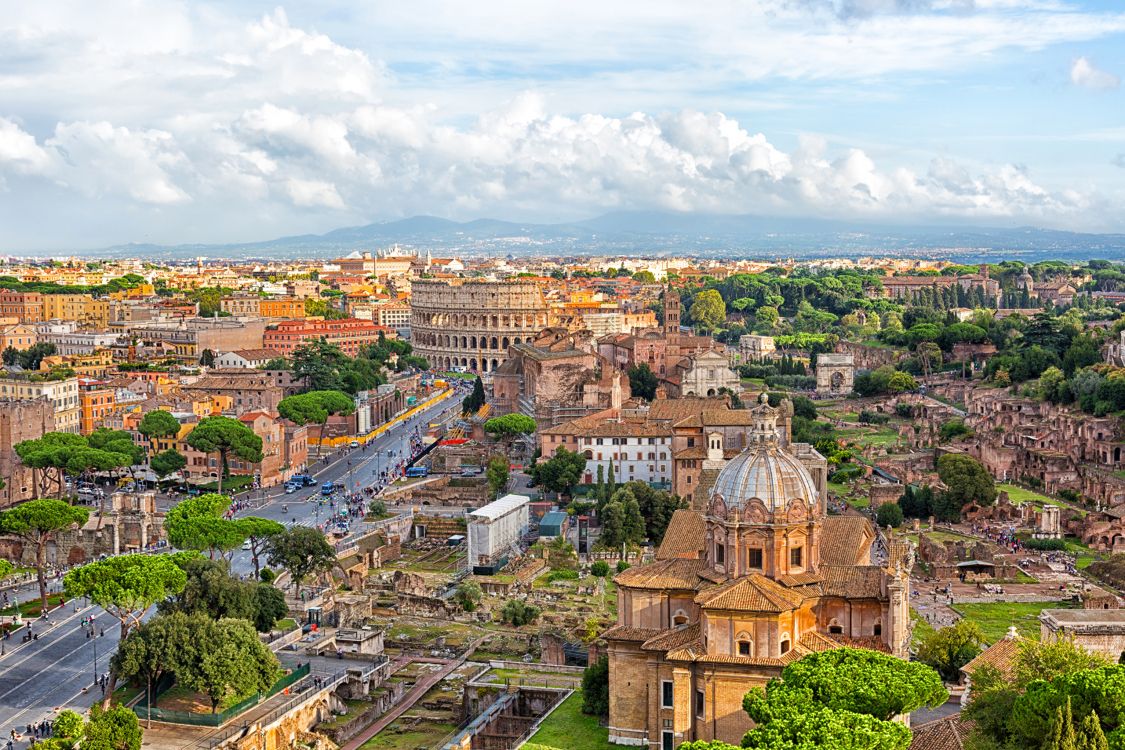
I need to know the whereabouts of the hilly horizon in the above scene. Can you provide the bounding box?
[23,211,1125,263]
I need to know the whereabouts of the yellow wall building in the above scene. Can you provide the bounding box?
[41,294,111,329]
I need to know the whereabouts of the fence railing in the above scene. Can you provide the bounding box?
[133,663,311,727]
[204,668,349,749]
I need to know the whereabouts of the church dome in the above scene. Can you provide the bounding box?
[711,444,819,516]
[709,393,819,518]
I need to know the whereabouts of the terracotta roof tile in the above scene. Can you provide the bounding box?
[614,558,706,591]
[696,573,806,613]
[602,625,663,643]
[961,633,1023,680]
[909,715,976,750]
[820,515,874,566]
[655,510,706,560]
[641,623,702,652]
[821,565,885,599]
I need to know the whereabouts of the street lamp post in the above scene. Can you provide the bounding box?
[92,631,98,685]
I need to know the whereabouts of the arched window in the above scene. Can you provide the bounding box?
[828,619,843,635]
[672,610,688,628]
[873,620,882,637]
[780,633,792,654]
[736,632,753,657]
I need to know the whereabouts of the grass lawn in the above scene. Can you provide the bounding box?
[196,474,255,493]
[526,692,615,750]
[0,592,65,618]
[357,720,459,750]
[954,600,1076,643]
[275,618,297,631]
[827,481,851,496]
[905,530,975,544]
[911,608,936,649]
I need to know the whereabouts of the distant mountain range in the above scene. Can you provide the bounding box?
[41,211,1125,262]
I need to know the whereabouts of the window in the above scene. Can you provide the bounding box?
[738,639,752,656]
[661,681,674,708]
[672,610,688,627]
[790,547,803,568]
[780,634,791,654]
[747,548,763,569]
[695,690,705,717]
[687,437,695,447]
[715,544,725,564]
[874,621,882,637]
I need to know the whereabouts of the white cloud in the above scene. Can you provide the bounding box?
[0,118,53,175]
[1070,56,1120,89]
[46,121,191,204]
[284,177,345,209]
[0,1,1122,246]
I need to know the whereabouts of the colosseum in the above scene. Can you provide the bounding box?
[410,279,553,373]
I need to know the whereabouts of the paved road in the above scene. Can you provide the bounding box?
[0,389,465,744]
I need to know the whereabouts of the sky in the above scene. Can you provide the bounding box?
[1,0,1124,251]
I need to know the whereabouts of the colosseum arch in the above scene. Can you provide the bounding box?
[502,336,510,349]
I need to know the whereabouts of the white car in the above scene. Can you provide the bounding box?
[241,540,253,551]
[350,440,360,448]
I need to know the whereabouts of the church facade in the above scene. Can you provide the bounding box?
[603,395,913,749]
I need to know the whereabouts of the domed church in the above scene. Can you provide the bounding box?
[603,394,914,749]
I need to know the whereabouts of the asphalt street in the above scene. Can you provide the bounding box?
[0,388,464,744]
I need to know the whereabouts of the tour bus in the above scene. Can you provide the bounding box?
[404,466,430,478]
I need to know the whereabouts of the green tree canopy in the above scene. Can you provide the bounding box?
[936,453,996,514]
[266,526,336,594]
[184,416,263,494]
[164,493,246,558]
[83,705,142,750]
[483,413,537,442]
[917,620,985,682]
[455,580,482,612]
[0,499,89,609]
[581,655,609,717]
[463,376,486,414]
[627,363,658,401]
[181,617,281,713]
[486,454,509,498]
[234,516,285,578]
[529,447,587,497]
[64,553,188,640]
[150,449,187,479]
[15,432,130,498]
[278,390,355,427]
[690,289,727,332]
[137,410,181,441]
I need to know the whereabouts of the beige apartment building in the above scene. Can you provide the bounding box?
[0,375,81,433]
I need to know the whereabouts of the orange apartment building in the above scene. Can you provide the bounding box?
[259,298,305,318]
[263,318,393,357]
[78,379,117,435]
[0,291,44,323]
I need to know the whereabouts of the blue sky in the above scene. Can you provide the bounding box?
[0,0,1123,250]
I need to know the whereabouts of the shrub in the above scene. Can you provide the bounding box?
[876,502,904,528]
[501,600,541,626]
[616,560,630,573]
[1024,538,1067,551]
[591,561,610,577]
[546,568,579,583]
